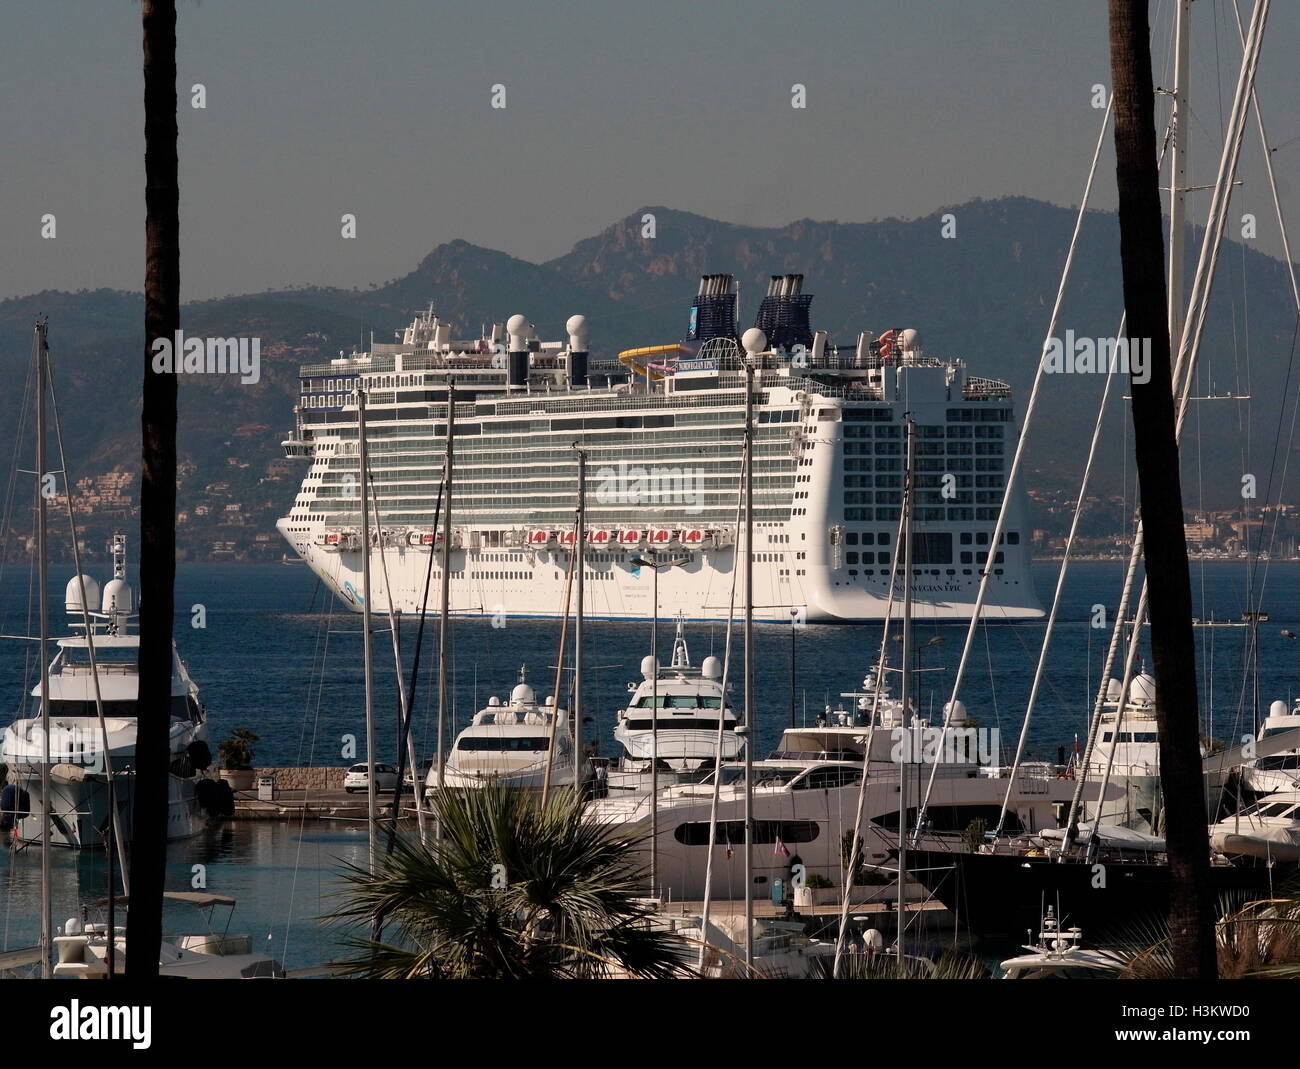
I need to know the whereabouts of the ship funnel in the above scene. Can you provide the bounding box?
[565,314,589,388]
[506,314,530,389]
[754,272,813,353]
[688,274,738,342]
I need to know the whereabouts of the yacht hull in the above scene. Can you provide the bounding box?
[902,848,1277,940]
[10,770,205,849]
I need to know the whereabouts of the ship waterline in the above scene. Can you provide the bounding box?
[278,274,1043,623]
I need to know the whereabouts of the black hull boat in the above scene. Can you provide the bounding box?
[901,847,1284,941]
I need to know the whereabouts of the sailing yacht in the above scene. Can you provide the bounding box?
[431,669,589,791]
[612,620,741,776]
[0,535,215,848]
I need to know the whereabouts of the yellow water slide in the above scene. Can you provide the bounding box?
[617,343,691,381]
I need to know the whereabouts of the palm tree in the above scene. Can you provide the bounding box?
[128,0,180,977]
[1110,884,1300,979]
[1107,0,1215,978]
[330,784,692,978]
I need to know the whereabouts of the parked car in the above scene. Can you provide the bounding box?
[343,763,399,793]
[404,758,435,785]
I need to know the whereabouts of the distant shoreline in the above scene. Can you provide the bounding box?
[1031,555,1298,564]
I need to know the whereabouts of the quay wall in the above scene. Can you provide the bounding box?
[254,766,348,791]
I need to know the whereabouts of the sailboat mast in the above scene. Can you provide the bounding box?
[35,321,51,979]
[897,417,915,969]
[1168,0,1191,358]
[435,380,455,813]
[357,386,377,874]
[574,448,586,784]
[741,329,762,974]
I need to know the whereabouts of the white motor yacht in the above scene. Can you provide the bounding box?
[1208,789,1300,863]
[430,668,590,791]
[1242,699,1300,795]
[0,535,216,849]
[997,907,1122,979]
[53,892,283,978]
[612,620,741,779]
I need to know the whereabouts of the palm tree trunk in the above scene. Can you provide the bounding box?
[128,0,179,978]
[1107,0,1216,979]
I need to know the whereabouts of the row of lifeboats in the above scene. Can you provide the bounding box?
[314,527,735,553]
[315,529,464,552]
[526,528,733,550]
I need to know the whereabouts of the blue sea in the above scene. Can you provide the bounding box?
[0,559,1296,968]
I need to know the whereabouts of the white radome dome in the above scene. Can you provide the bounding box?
[65,575,101,614]
[566,314,589,346]
[741,328,767,355]
[1129,673,1157,704]
[1269,700,1288,718]
[510,683,536,705]
[101,578,132,615]
[701,655,722,680]
[641,655,657,680]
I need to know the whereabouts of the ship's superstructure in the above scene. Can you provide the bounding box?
[277,275,1041,622]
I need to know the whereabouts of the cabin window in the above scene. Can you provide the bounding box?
[457,736,551,751]
[673,819,821,846]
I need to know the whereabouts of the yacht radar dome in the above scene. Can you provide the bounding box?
[701,655,722,680]
[64,575,101,615]
[1129,673,1157,704]
[101,577,132,615]
[510,683,536,705]
[1270,699,1288,718]
[641,655,657,680]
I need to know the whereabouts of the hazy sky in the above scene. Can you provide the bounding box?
[3,0,1298,300]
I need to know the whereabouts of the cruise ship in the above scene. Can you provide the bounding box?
[277,274,1041,622]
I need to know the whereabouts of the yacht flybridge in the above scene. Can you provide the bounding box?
[612,620,740,775]
[0,535,216,849]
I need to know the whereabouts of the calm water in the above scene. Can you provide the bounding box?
[0,558,1297,965]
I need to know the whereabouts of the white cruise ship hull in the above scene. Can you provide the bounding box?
[281,530,1042,623]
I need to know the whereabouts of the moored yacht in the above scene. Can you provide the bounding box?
[997,907,1122,979]
[612,620,740,776]
[1208,789,1300,863]
[0,536,216,849]
[430,669,590,791]
[1082,671,1169,836]
[1242,699,1300,796]
[587,666,1104,900]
